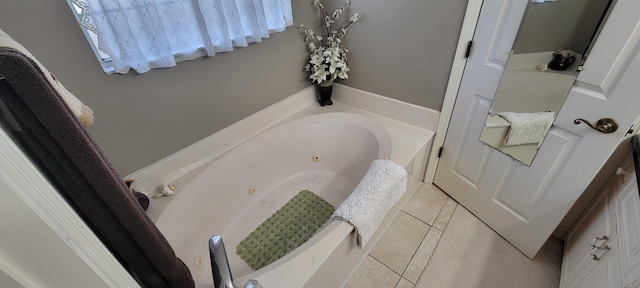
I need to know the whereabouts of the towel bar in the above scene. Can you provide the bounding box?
[484,115,511,128]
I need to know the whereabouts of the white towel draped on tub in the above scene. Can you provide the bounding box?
[332,159,408,248]
[497,112,555,146]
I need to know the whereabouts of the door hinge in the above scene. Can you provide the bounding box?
[437,147,444,158]
[464,41,473,58]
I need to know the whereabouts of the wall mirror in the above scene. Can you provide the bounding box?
[479,0,615,166]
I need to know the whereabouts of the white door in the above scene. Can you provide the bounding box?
[434,0,640,258]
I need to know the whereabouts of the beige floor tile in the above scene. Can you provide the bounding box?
[416,207,562,288]
[403,227,443,283]
[370,211,429,274]
[402,184,449,225]
[432,197,458,231]
[344,256,400,288]
[347,183,561,288]
[396,277,415,288]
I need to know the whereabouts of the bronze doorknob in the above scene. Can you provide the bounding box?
[574,118,619,134]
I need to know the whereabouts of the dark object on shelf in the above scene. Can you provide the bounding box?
[548,50,576,71]
[632,135,640,193]
[135,192,150,211]
[126,179,150,211]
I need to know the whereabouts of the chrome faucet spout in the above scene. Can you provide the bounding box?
[209,235,234,288]
[209,235,262,288]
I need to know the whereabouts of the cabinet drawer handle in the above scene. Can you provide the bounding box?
[595,235,608,241]
[589,241,610,262]
[589,244,610,250]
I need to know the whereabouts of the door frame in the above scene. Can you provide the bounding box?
[424,0,484,183]
[0,125,139,286]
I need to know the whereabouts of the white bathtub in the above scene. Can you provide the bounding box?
[154,112,394,287]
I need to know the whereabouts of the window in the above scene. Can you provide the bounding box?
[67,0,293,74]
[68,0,114,73]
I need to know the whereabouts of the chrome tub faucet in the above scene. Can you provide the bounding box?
[209,235,261,288]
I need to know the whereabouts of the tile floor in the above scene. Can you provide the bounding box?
[343,183,561,288]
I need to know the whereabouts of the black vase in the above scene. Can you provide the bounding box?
[317,84,333,106]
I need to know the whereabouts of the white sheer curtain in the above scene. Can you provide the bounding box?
[71,0,293,74]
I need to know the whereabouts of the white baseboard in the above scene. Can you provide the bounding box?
[332,84,440,131]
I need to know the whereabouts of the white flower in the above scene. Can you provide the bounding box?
[299,0,360,84]
[310,54,324,66]
[349,13,359,23]
[324,16,333,27]
[338,70,348,79]
[329,61,345,74]
[310,64,329,82]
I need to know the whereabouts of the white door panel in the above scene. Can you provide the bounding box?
[576,0,640,91]
[435,0,640,258]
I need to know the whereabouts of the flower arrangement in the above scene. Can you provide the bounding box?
[299,0,360,85]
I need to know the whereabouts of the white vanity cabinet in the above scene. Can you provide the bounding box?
[560,151,639,288]
[618,170,640,287]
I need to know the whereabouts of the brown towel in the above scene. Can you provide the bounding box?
[0,47,193,287]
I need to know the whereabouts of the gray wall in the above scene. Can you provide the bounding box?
[0,0,466,176]
[513,0,610,54]
[337,0,467,110]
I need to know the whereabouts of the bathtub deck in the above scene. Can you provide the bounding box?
[280,101,434,169]
[141,96,434,223]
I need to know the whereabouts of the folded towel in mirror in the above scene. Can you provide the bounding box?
[497,112,555,146]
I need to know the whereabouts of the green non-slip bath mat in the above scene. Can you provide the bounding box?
[236,190,335,270]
